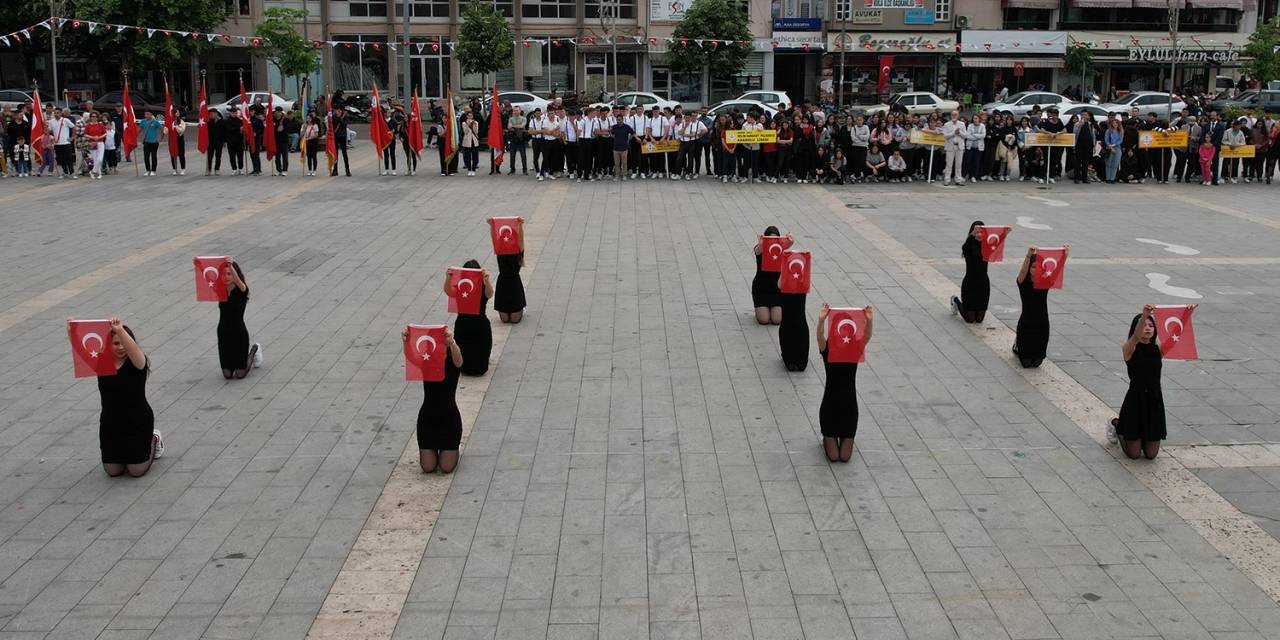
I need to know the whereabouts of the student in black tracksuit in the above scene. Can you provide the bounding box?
[205,111,225,175]
[248,111,264,175]
[330,109,352,176]
[225,108,245,175]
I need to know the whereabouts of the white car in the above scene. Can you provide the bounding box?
[706,99,779,121]
[736,90,792,111]
[591,91,679,112]
[210,92,295,116]
[485,91,550,115]
[1098,91,1188,120]
[864,91,959,117]
[982,91,1073,117]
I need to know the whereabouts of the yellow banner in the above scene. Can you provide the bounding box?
[908,130,946,146]
[723,129,778,144]
[1138,130,1188,149]
[1026,131,1075,147]
[1219,145,1256,159]
[640,139,680,154]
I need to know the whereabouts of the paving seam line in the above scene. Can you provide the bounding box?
[306,183,568,639]
[815,186,1280,605]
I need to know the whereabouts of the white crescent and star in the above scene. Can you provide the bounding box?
[787,256,806,279]
[986,233,1001,246]
[415,334,438,360]
[458,277,475,298]
[1041,257,1058,277]
[767,242,783,258]
[81,332,104,358]
[498,224,514,241]
[1163,316,1184,342]
[202,266,220,287]
[835,318,858,344]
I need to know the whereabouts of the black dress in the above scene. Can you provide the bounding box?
[957,238,989,323]
[1117,342,1166,442]
[819,349,858,439]
[751,253,780,309]
[454,295,492,376]
[98,359,154,465]
[417,356,462,451]
[1014,276,1049,368]
[494,253,526,314]
[217,286,250,371]
[778,292,809,371]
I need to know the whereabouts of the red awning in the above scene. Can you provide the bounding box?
[1070,0,1133,7]
[1003,0,1059,8]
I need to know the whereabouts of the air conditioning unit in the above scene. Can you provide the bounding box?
[956,15,971,29]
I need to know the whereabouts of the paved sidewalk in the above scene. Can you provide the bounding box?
[1,166,1279,639]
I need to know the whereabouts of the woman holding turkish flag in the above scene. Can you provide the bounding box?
[490,218,527,324]
[218,260,261,379]
[752,226,793,325]
[1107,304,1184,460]
[1013,244,1069,368]
[68,316,162,477]
[447,260,494,376]
[950,221,994,324]
[817,304,873,463]
[402,325,464,473]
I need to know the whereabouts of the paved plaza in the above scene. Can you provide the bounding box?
[3,148,1280,640]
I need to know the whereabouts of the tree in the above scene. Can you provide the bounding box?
[453,1,513,90]
[665,0,753,77]
[1243,18,1279,84]
[253,7,319,96]
[1064,44,1095,93]
[62,0,229,72]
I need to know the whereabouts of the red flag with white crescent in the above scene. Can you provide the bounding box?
[164,79,179,160]
[405,324,447,382]
[978,225,1011,263]
[1032,247,1066,290]
[827,307,869,364]
[264,93,277,161]
[325,96,337,169]
[68,319,117,378]
[779,250,811,294]
[447,267,484,315]
[408,92,424,153]
[197,79,209,154]
[1154,305,1198,360]
[29,89,45,158]
[487,82,505,166]
[489,217,523,256]
[239,78,256,153]
[121,80,139,159]
[760,235,787,272]
[194,256,230,302]
[877,55,894,96]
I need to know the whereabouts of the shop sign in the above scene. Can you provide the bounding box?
[724,129,778,144]
[1127,47,1241,64]
[863,0,923,7]
[829,32,956,53]
[772,32,826,49]
[903,8,935,24]
[650,0,687,22]
[772,18,822,31]
[1138,130,1188,148]
[850,9,883,24]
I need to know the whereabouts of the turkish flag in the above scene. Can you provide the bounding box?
[405,324,447,381]
[827,307,868,363]
[194,256,230,302]
[760,235,786,272]
[164,80,179,161]
[264,93,277,161]
[489,217,523,255]
[978,225,1011,263]
[324,96,337,170]
[239,78,256,153]
[30,89,45,159]
[1154,305,1198,360]
[487,82,505,166]
[1032,247,1066,290]
[197,79,209,154]
[407,92,424,153]
[121,81,139,159]
[779,250,811,294]
[447,267,484,315]
[877,56,894,96]
[69,319,117,378]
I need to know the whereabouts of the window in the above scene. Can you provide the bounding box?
[396,0,451,17]
[1002,8,1051,30]
[524,0,576,18]
[337,0,388,17]
[461,0,513,18]
[332,35,389,90]
[585,0,637,20]
[917,95,935,106]
[934,0,950,22]
[521,38,575,92]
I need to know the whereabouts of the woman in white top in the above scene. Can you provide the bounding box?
[170,109,188,176]
[963,114,986,183]
[301,114,321,176]
[460,112,481,176]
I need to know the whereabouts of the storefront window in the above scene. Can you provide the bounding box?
[395,0,451,18]
[334,0,389,18]
[524,0,576,18]
[1002,8,1052,30]
[585,0,637,20]
[522,39,576,92]
[332,36,389,91]
[1060,7,1239,32]
[462,68,516,91]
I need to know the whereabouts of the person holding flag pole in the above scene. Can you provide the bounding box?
[487,82,506,175]
[164,78,187,176]
[298,78,309,169]
[369,83,394,175]
[121,71,139,177]
[437,90,459,176]
[29,83,45,173]
[197,70,209,158]
[404,91,424,176]
[264,92,278,175]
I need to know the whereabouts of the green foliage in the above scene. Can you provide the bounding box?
[1064,45,1093,75]
[1223,105,1245,122]
[454,1,513,79]
[1243,18,1279,83]
[58,0,230,71]
[253,8,318,87]
[666,0,753,77]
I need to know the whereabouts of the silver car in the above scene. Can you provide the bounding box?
[982,91,1073,117]
[1098,91,1187,120]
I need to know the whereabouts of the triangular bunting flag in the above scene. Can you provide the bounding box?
[147,28,156,38]
[416,43,425,53]
[388,42,397,51]
[38,21,52,31]
[57,18,68,28]
[207,33,217,42]
[178,31,189,37]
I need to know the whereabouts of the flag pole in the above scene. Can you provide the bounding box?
[126,69,138,177]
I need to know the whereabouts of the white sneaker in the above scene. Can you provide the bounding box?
[1106,418,1118,444]
[391,170,397,176]
[251,342,263,368]
[180,170,186,176]
[152,430,164,459]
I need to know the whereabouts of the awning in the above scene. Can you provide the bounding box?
[1070,0,1132,6]
[1188,0,1243,8]
[1002,0,1059,7]
[960,57,1063,68]
[1133,0,1184,7]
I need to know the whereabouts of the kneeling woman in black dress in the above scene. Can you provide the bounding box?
[490,217,527,324]
[449,260,495,376]
[219,259,261,379]
[777,260,809,372]
[1109,304,1185,460]
[817,304,874,463]
[72,317,163,477]
[1013,244,1068,368]
[403,325,465,473]
[951,221,990,323]
[752,226,793,325]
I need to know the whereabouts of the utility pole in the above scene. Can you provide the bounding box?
[50,0,60,99]
[402,0,411,100]
[1167,0,1179,122]
[600,0,619,97]
[838,3,848,110]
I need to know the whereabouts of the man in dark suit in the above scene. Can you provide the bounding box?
[1204,111,1224,185]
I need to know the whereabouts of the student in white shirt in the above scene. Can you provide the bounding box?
[644,106,665,178]
[664,108,681,180]
[627,105,644,177]
[562,108,580,179]
[51,110,77,179]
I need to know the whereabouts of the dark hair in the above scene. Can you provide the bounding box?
[968,220,984,236]
[1128,313,1158,350]
[763,225,780,236]
[117,324,151,374]
[230,261,248,300]
[463,258,481,269]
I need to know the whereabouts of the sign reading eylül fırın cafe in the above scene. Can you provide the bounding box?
[1128,47,1240,64]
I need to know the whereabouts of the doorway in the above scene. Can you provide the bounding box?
[585,58,607,103]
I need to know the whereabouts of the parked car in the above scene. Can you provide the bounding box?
[1208,90,1259,113]
[209,92,296,117]
[864,91,959,117]
[1097,91,1187,120]
[1061,104,1113,120]
[736,90,792,111]
[705,99,779,121]
[590,91,679,112]
[484,91,550,115]
[0,89,76,112]
[83,90,167,115]
[981,91,1073,117]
